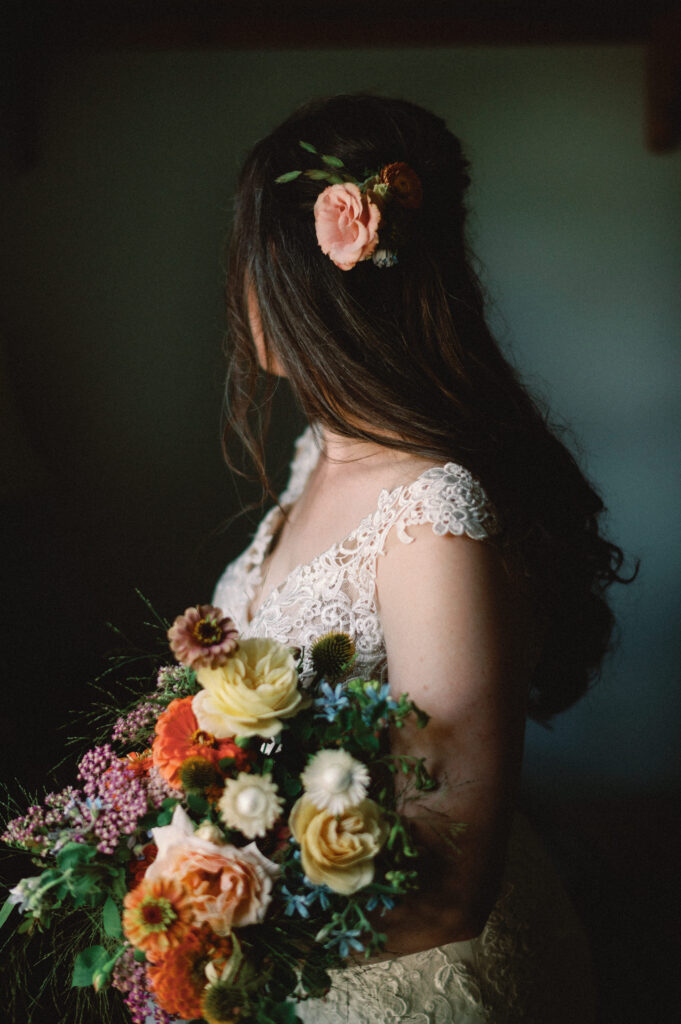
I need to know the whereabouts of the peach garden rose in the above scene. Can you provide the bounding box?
[314,183,381,270]
[146,806,279,935]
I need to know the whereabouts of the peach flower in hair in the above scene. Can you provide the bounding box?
[314,182,381,270]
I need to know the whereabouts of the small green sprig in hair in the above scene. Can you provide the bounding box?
[274,140,356,186]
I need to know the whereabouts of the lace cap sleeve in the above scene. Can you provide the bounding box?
[376,461,500,551]
[279,425,321,506]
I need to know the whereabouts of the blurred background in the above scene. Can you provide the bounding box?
[2,2,680,1020]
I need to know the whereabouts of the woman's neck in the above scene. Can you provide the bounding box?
[318,423,411,468]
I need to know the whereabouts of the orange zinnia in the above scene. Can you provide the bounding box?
[151,696,252,789]
[147,925,232,1018]
[122,875,193,959]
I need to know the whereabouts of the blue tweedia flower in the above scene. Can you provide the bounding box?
[324,927,364,958]
[360,681,398,724]
[303,880,332,911]
[314,681,350,722]
[365,892,396,913]
[281,885,314,918]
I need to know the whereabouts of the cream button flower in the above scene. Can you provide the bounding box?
[192,637,307,739]
[219,772,284,838]
[289,796,388,895]
[301,749,370,815]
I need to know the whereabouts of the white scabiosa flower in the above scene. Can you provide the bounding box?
[301,749,370,815]
[218,772,284,839]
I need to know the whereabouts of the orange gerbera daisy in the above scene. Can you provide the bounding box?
[151,696,253,789]
[147,925,233,1018]
[122,875,193,959]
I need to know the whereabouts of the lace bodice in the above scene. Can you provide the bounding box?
[213,426,499,675]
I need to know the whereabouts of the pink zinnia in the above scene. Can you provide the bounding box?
[168,605,238,670]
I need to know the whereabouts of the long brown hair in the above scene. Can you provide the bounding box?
[223,93,633,721]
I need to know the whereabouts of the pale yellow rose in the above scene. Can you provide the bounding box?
[192,637,306,738]
[289,796,389,895]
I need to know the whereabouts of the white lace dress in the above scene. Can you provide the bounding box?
[213,428,595,1024]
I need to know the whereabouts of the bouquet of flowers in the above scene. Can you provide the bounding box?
[1,603,439,1024]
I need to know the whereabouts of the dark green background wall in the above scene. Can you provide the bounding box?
[3,45,679,795]
[1,44,680,1019]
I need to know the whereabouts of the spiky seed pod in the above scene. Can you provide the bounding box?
[178,755,221,792]
[202,982,248,1024]
[311,632,356,680]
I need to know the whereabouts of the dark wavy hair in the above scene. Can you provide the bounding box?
[223,93,633,722]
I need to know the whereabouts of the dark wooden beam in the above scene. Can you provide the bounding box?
[647,8,681,151]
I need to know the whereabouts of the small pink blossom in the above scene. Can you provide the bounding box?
[167,605,238,670]
[314,183,381,270]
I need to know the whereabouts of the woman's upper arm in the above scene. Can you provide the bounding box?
[375,524,529,935]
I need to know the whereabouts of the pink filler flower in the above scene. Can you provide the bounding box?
[314,183,381,270]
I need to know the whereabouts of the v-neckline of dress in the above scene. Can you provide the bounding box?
[244,458,448,626]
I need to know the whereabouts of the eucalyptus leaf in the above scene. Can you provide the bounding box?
[299,140,318,154]
[321,154,344,168]
[275,170,303,184]
[304,168,333,181]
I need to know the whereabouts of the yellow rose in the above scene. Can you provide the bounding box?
[289,796,388,895]
[192,637,307,739]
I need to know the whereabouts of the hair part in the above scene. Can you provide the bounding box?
[223,93,635,722]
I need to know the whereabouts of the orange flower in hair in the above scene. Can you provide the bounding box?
[379,162,423,209]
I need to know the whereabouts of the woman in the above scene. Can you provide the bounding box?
[213,94,628,1023]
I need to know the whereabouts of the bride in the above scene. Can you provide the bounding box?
[213,94,627,1023]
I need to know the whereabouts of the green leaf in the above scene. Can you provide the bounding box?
[133,947,147,963]
[0,897,15,930]
[187,792,209,817]
[267,959,297,1001]
[102,896,123,939]
[304,168,332,181]
[275,170,302,184]
[299,140,318,154]
[57,841,97,872]
[301,957,331,997]
[218,756,236,772]
[321,154,344,168]
[71,945,110,988]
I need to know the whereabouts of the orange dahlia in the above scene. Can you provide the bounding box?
[147,926,233,1018]
[379,161,423,209]
[152,696,253,789]
[122,875,193,959]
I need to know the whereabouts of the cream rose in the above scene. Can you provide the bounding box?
[289,796,388,895]
[192,637,306,738]
[314,183,381,270]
